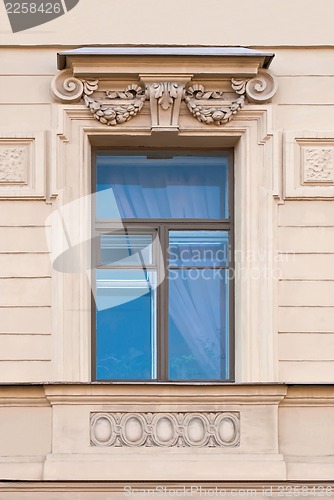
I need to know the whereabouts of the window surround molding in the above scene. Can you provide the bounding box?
[49,47,280,384]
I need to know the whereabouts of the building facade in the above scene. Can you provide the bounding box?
[0,0,334,497]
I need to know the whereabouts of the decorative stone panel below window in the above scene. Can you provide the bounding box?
[90,412,240,448]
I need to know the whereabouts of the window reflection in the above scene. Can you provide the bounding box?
[100,234,153,265]
[96,269,157,380]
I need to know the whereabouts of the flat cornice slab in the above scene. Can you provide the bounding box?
[56,46,274,79]
[58,46,274,70]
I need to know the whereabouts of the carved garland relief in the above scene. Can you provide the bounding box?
[90,412,240,448]
[84,83,146,126]
[51,69,277,127]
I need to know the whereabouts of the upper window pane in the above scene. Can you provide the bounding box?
[96,153,229,219]
[100,234,153,266]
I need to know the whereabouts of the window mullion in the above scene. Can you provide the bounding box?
[157,224,169,381]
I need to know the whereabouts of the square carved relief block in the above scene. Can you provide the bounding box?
[0,133,45,199]
[301,146,334,185]
[284,131,334,199]
[0,146,27,184]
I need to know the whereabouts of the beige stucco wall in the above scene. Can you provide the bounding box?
[0,0,334,46]
[1,46,334,383]
[0,384,333,484]
[278,202,334,381]
[0,0,334,489]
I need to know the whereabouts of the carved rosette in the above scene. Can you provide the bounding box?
[90,412,240,448]
[51,68,277,127]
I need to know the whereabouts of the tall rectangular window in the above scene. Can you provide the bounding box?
[93,151,233,381]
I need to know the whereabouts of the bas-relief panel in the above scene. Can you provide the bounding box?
[284,132,334,198]
[0,147,26,183]
[90,412,240,448]
[302,147,334,184]
[0,134,46,199]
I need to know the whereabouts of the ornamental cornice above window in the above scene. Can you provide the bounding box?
[51,46,277,131]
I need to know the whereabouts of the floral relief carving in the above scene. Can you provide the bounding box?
[51,70,146,126]
[303,148,334,183]
[90,412,240,448]
[51,68,278,128]
[0,148,26,183]
[183,70,277,126]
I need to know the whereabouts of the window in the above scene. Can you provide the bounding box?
[92,150,234,381]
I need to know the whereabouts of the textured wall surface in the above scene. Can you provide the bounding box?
[0,0,334,488]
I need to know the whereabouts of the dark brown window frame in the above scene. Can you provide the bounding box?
[91,148,235,382]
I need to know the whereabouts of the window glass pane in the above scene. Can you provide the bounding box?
[169,230,229,267]
[100,234,153,265]
[96,154,229,219]
[168,269,229,380]
[96,269,157,380]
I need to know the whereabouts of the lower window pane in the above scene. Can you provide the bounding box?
[168,269,229,380]
[96,270,157,380]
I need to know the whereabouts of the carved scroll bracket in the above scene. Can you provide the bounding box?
[244,69,278,103]
[51,68,86,104]
[140,74,192,132]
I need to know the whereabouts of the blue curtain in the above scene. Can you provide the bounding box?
[169,269,228,380]
[96,155,228,219]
